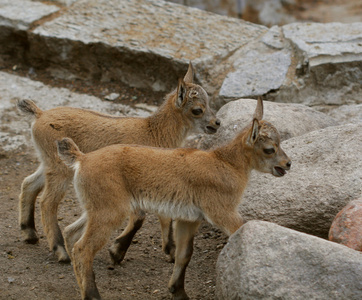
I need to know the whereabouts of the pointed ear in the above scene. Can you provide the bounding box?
[183,61,194,84]
[176,79,187,108]
[253,96,263,121]
[246,119,260,146]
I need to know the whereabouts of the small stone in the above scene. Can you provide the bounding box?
[8,277,15,283]
[104,93,120,101]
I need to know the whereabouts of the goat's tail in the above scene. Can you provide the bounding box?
[17,99,43,118]
[56,138,83,168]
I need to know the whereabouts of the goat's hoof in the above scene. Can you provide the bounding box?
[108,248,126,265]
[22,228,39,244]
[55,246,71,263]
[163,244,175,263]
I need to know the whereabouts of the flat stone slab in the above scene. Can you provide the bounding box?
[32,0,264,61]
[219,46,291,99]
[283,22,362,67]
[28,0,266,92]
[219,25,292,100]
[219,21,362,106]
[0,0,59,30]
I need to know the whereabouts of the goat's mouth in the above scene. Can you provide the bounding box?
[205,126,218,134]
[273,166,287,177]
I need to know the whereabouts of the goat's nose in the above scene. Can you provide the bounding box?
[286,161,292,168]
[215,119,221,127]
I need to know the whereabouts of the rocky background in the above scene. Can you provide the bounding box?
[0,0,361,299]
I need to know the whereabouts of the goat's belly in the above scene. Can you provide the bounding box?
[131,198,203,222]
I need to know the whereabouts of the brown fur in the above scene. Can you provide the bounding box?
[17,62,220,263]
[58,98,291,299]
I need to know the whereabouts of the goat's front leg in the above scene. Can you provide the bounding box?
[168,220,200,300]
[109,210,146,264]
[159,216,175,262]
[207,210,244,236]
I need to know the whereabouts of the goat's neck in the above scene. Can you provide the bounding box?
[147,94,191,148]
[213,130,253,173]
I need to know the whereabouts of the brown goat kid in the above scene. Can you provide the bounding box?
[57,98,291,300]
[17,63,220,263]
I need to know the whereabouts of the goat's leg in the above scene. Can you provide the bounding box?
[108,210,145,264]
[207,210,244,236]
[64,212,88,256]
[168,220,200,300]
[40,171,71,263]
[159,216,175,262]
[73,212,126,299]
[19,165,45,244]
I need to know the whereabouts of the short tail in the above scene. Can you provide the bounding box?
[56,138,83,168]
[17,99,43,118]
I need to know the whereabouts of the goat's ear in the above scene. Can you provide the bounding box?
[253,96,263,121]
[183,61,194,84]
[176,79,187,108]
[246,119,260,146]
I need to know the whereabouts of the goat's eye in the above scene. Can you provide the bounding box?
[192,108,203,116]
[263,148,275,155]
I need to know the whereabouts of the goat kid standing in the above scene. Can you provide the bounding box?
[57,97,291,300]
[17,62,220,263]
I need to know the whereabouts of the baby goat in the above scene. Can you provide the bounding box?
[17,62,220,263]
[57,97,291,300]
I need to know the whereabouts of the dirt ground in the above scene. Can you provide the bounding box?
[1,0,361,299]
[0,149,227,300]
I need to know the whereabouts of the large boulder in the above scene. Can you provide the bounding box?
[239,123,362,238]
[326,104,362,125]
[216,220,362,300]
[199,99,338,149]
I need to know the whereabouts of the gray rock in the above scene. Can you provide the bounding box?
[216,220,362,300]
[327,104,362,125]
[247,0,297,27]
[48,0,78,6]
[199,99,338,149]
[0,0,59,30]
[276,22,362,106]
[283,22,362,68]
[219,22,362,107]
[0,71,151,155]
[219,28,291,100]
[240,123,362,238]
[28,0,266,92]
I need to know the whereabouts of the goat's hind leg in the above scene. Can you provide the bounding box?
[109,210,145,264]
[19,165,45,244]
[64,212,88,256]
[168,220,200,300]
[73,212,127,300]
[40,170,71,263]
